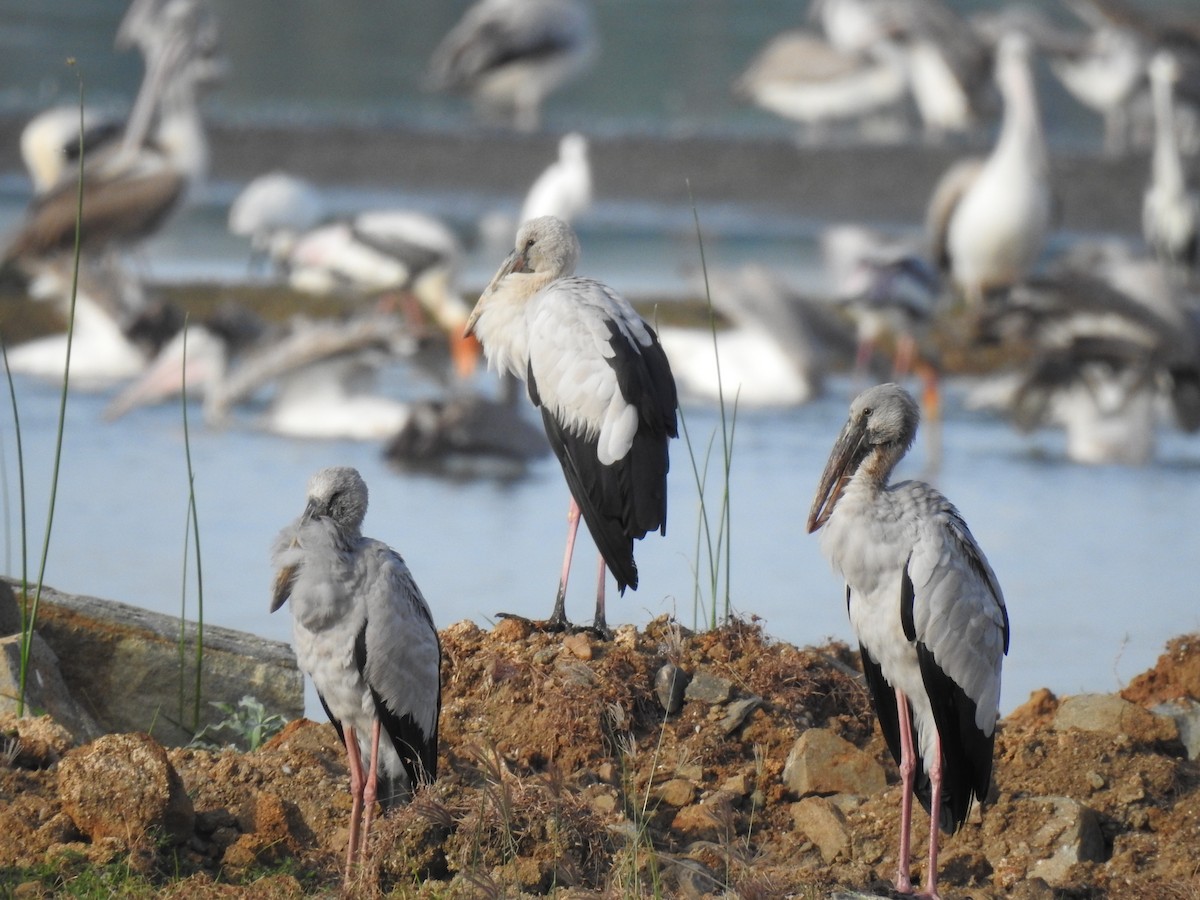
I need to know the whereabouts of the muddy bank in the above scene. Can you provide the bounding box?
[1,617,1198,898]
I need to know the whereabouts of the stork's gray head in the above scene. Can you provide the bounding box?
[807,383,920,532]
[466,215,581,337]
[303,466,368,533]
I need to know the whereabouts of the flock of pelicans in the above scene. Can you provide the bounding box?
[0,0,1198,895]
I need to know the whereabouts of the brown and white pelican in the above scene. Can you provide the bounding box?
[1143,52,1198,270]
[427,0,598,132]
[4,5,220,268]
[927,31,1050,306]
[464,215,678,634]
[519,132,593,226]
[271,466,441,882]
[807,382,1009,900]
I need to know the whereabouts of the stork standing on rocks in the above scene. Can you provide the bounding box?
[271,467,441,880]
[464,215,678,635]
[806,384,1009,899]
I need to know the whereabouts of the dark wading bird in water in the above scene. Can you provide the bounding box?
[464,215,678,636]
[271,467,441,882]
[806,383,1009,899]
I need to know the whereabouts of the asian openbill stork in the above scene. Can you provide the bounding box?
[464,215,678,635]
[806,383,1009,899]
[271,466,441,881]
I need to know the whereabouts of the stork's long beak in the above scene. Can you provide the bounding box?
[806,418,868,533]
[464,246,526,338]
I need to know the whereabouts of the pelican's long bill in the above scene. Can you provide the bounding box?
[806,415,869,533]
[464,245,528,338]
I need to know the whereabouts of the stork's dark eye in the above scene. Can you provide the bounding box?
[524,238,535,251]
[861,406,872,418]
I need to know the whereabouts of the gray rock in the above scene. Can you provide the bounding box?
[0,633,103,742]
[3,576,303,747]
[654,662,690,714]
[683,669,734,705]
[1152,698,1200,760]
[719,696,762,735]
[1053,693,1177,744]
[1024,796,1105,886]
[782,727,887,797]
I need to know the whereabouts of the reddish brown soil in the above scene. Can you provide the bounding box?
[1,618,1199,898]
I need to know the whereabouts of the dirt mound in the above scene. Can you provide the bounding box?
[1,619,1198,898]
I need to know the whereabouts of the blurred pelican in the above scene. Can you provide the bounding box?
[812,0,992,137]
[927,31,1050,306]
[659,265,853,407]
[734,30,908,138]
[1143,52,1198,271]
[427,0,597,131]
[970,266,1200,464]
[227,171,325,263]
[4,2,221,270]
[226,180,479,379]
[519,132,592,225]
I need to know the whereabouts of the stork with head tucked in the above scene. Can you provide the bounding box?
[271,467,441,881]
[464,215,678,635]
[806,383,1009,900]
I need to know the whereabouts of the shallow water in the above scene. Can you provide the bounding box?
[6,369,1199,717]
[1,1,1199,719]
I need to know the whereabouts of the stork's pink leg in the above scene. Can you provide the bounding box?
[359,719,383,863]
[922,732,945,900]
[343,726,367,876]
[591,553,609,637]
[548,498,582,630]
[894,688,916,894]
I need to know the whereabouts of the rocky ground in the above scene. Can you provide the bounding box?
[1,617,1199,899]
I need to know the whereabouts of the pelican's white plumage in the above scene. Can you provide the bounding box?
[928,32,1050,305]
[465,215,677,632]
[807,383,1009,899]
[271,466,440,880]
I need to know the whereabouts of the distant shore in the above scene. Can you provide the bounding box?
[0,117,1150,234]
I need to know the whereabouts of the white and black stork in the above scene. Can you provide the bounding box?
[807,383,1009,899]
[464,215,678,635]
[271,466,441,881]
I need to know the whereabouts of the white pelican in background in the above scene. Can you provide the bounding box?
[271,466,440,882]
[519,132,592,225]
[465,216,678,635]
[927,31,1050,307]
[659,264,852,408]
[734,29,908,138]
[1143,52,1198,271]
[808,383,1009,900]
[427,0,597,132]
